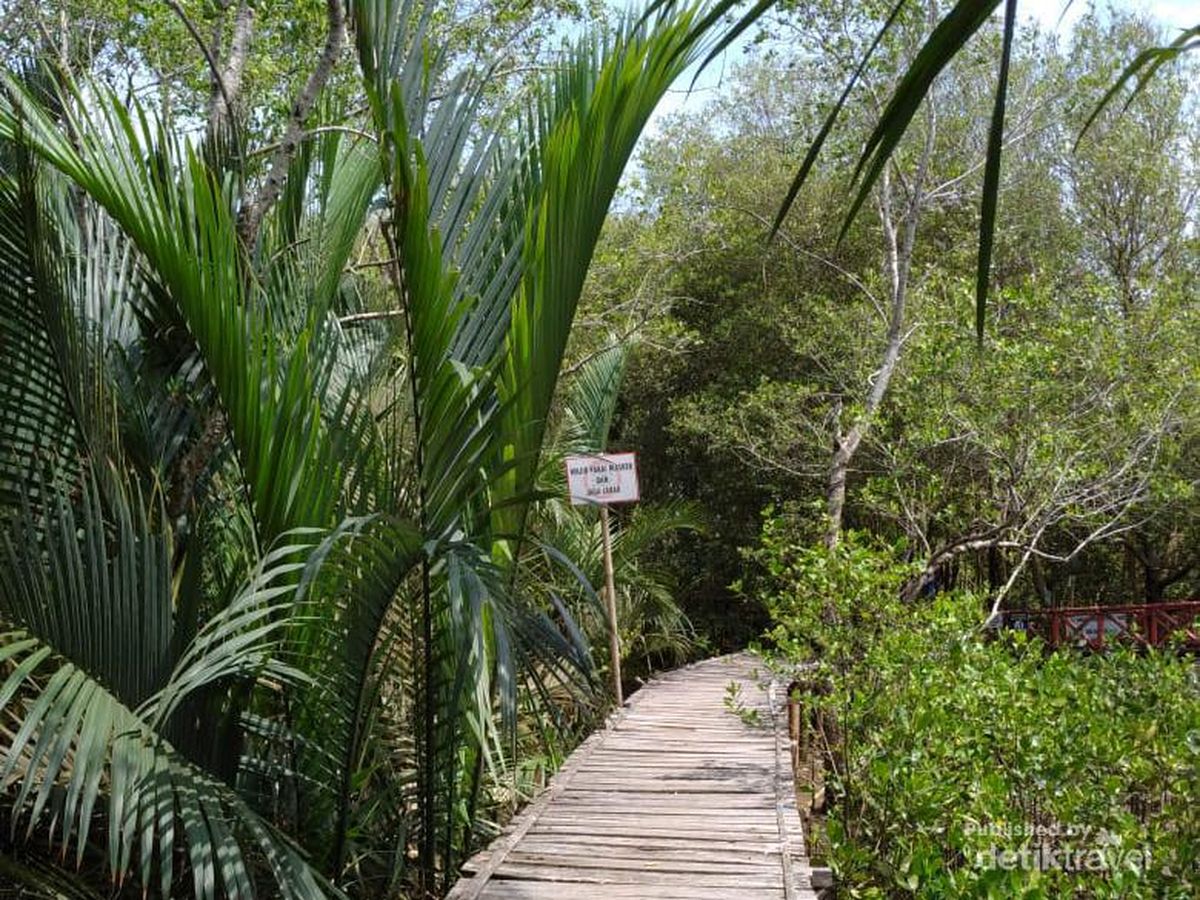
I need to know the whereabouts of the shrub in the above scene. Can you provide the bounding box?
[749,516,1200,898]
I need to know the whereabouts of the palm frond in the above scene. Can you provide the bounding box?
[560,342,631,455]
[774,0,1002,337]
[777,2,1199,338]
[0,77,375,546]
[975,0,1017,341]
[0,474,336,898]
[493,1,760,548]
[612,500,706,563]
[1076,24,1200,147]
[0,850,106,899]
[771,0,907,236]
[280,515,423,877]
[0,630,333,899]
[0,144,126,512]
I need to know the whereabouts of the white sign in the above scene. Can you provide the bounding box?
[564,453,640,506]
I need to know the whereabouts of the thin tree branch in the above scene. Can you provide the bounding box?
[238,0,347,248]
[163,0,238,137]
[248,124,377,158]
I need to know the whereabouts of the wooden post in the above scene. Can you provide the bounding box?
[599,504,623,706]
[787,681,801,774]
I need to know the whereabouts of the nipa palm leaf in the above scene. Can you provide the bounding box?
[0,474,336,898]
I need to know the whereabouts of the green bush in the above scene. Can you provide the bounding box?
[749,517,1200,898]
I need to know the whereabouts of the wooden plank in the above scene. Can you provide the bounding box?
[500,851,781,875]
[491,862,783,888]
[550,792,778,806]
[511,840,784,862]
[512,834,785,854]
[769,678,811,900]
[546,807,777,819]
[447,653,819,900]
[549,787,768,801]
[530,813,777,830]
[525,822,781,840]
[478,882,785,899]
[465,846,783,873]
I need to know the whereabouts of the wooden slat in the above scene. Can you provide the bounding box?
[524,821,780,840]
[491,863,783,887]
[478,883,785,899]
[447,653,819,899]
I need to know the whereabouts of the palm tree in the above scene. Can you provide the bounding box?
[0,1,765,896]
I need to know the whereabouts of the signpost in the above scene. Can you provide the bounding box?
[564,452,640,705]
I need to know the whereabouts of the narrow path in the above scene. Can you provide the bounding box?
[448,654,818,899]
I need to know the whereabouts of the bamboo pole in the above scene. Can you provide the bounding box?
[599,504,623,705]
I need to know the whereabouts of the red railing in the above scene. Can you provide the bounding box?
[1000,600,1200,652]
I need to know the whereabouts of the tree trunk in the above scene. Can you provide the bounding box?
[206,1,255,138]
[237,0,347,248]
[825,435,855,548]
[824,101,934,546]
[1030,554,1051,604]
[987,545,1004,590]
[1144,568,1163,604]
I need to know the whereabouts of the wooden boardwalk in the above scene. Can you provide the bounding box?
[448,654,818,899]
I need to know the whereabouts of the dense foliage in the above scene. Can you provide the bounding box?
[590,5,1199,631]
[1,0,1197,896]
[748,520,1200,898]
[579,6,1200,896]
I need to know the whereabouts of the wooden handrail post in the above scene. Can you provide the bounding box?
[787,681,801,772]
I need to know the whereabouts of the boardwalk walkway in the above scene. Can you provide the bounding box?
[448,654,818,899]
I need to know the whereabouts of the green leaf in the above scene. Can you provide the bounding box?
[1075,25,1200,148]
[975,0,1017,342]
[772,0,908,236]
[840,0,1002,243]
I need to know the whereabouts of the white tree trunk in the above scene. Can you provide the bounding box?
[825,103,935,547]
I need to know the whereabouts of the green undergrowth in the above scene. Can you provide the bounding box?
[747,518,1200,898]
